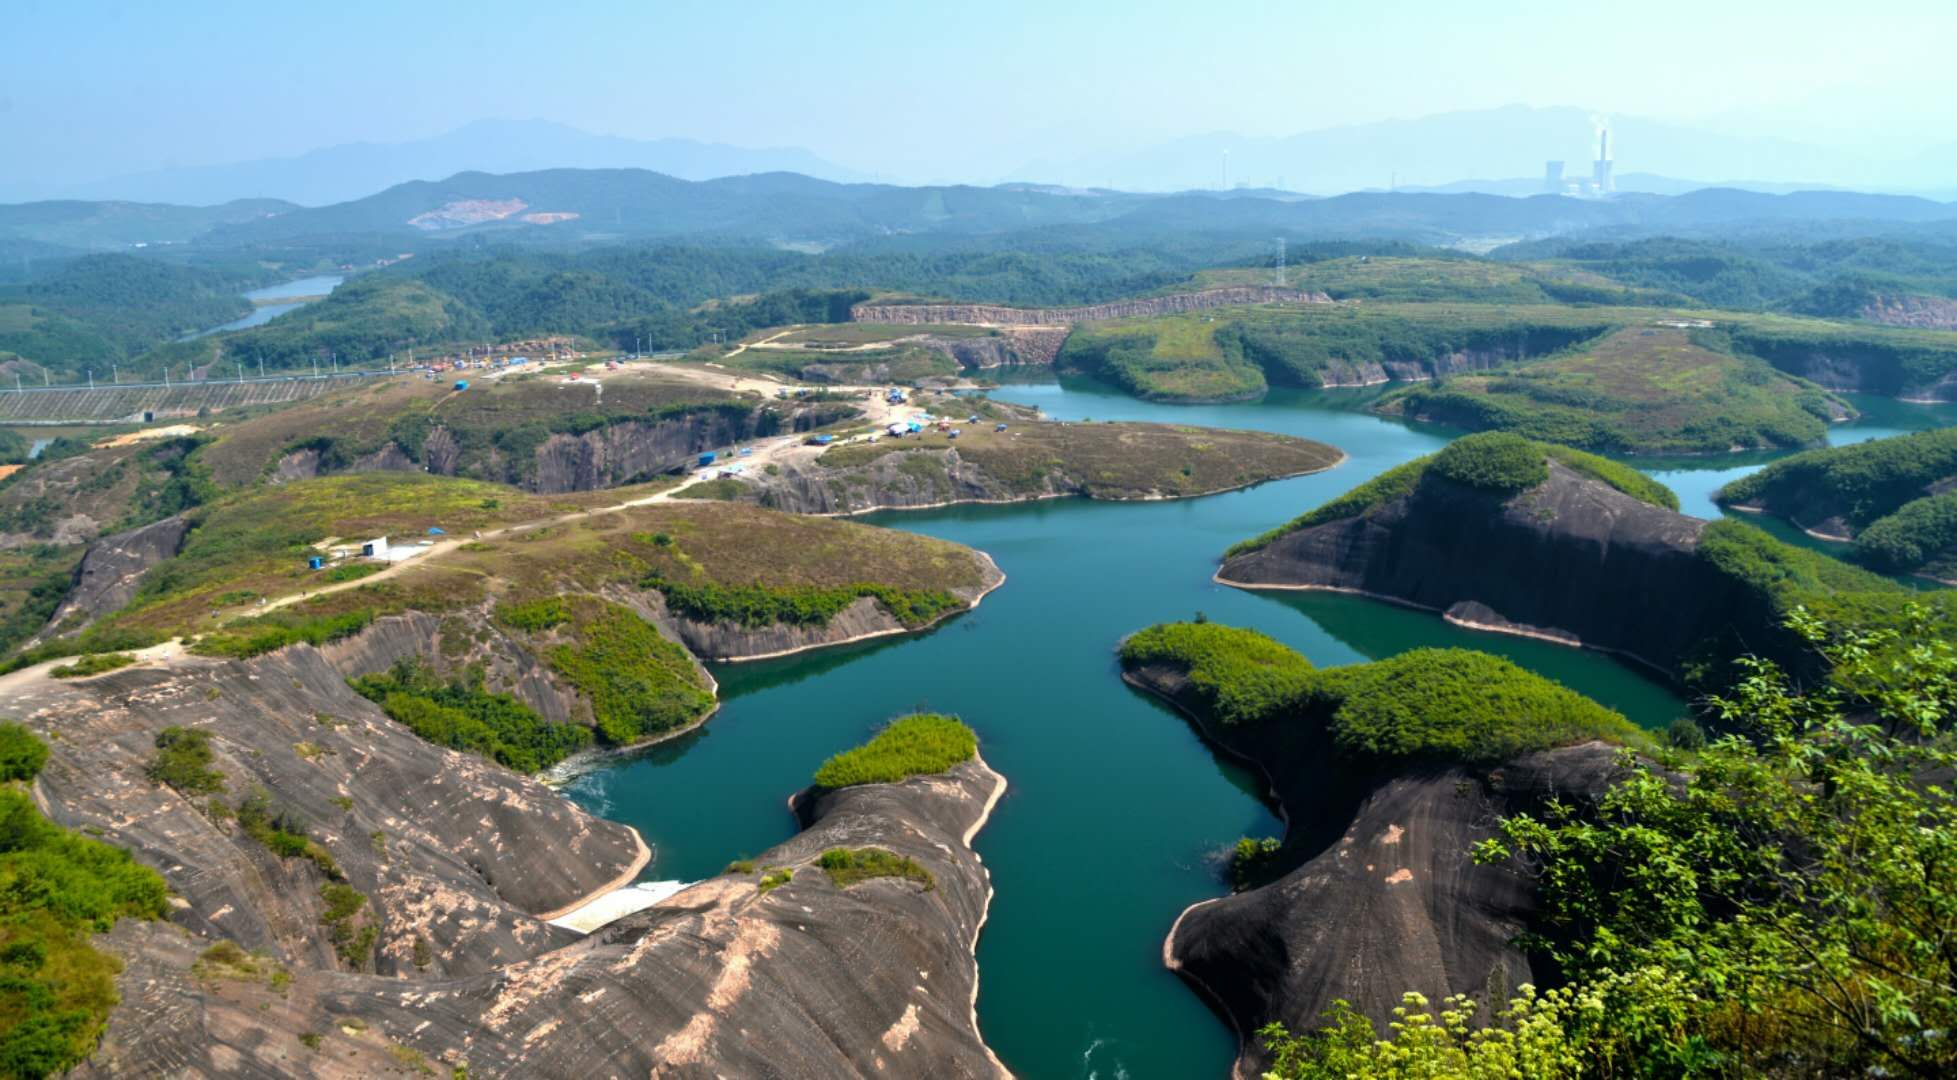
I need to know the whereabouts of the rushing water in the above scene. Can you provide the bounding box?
[188,274,344,338]
[564,371,1950,1078]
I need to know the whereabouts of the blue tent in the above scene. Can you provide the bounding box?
[428,527,446,535]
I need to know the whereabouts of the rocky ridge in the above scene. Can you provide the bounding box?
[1218,461,1746,677]
[1125,661,1624,1079]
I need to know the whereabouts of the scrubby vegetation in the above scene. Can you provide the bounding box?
[47,652,135,679]
[145,726,225,796]
[0,723,48,783]
[1260,611,1957,1078]
[193,609,375,659]
[496,596,714,745]
[804,416,1343,505]
[816,847,935,890]
[1380,327,1842,455]
[644,575,963,630]
[349,659,592,773]
[812,714,977,788]
[1058,303,1615,402]
[1120,622,1637,763]
[0,729,170,1079]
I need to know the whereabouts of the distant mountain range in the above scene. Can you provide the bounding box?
[1014,105,1957,197]
[35,120,866,207]
[8,168,1957,264]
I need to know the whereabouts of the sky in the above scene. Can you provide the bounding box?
[7,0,1957,190]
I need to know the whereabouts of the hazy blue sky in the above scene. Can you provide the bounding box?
[7,0,1955,187]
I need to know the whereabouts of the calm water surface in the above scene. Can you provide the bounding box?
[189,274,344,337]
[565,372,1949,1078]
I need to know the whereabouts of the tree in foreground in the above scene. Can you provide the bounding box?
[1259,605,1957,1079]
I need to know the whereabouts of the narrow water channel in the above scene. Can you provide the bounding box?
[564,372,1950,1078]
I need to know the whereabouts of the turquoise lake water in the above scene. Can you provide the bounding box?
[565,373,1951,1078]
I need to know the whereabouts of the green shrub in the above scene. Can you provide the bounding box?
[349,659,591,773]
[1428,432,1548,494]
[318,883,375,969]
[513,599,713,745]
[146,726,225,795]
[1119,623,1638,763]
[1539,445,1679,511]
[1118,622,1315,726]
[1231,836,1283,892]
[1853,491,1957,574]
[0,723,48,782]
[48,653,136,679]
[0,767,168,1079]
[1311,648,1639,764]
[817,847,935,890]
[493,597,571,632]
[812,714,977,788]
[1225,459,1429,557]
[193,609,374,659]
[757,868,793,893]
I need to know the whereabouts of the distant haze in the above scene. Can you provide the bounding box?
[6,0,1957,203]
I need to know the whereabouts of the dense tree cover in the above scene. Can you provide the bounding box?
[1497,233,1957,313]
[811,714,977,789]
[643,574,964,630]
[1717,427,1957,530]
[0,728,169,1079]
[1118,622,1637,762]
[1119,621,1318,727]
[1427,432,1548,493]
[0,254,261,375]
[1261,609,1957,1078]
[349,658,591,773]
[1852,490,1957,576]
[1728,324,1957,396]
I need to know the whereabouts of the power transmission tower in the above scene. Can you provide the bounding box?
[1274,238,1286,287]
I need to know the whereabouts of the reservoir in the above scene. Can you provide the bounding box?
[565,372,1947,1078]
[189,274,344,337]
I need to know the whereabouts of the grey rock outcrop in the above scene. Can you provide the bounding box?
[913,327,1073,368]
[1219,462,1754,678]
[852,286,1333,327]
[270,403,856,493]
[1126,663,1624,1079]
[76,730,1010,1079]
[27,514,189,647]
[9,645,646,982]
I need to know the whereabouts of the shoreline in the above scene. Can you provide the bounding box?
[532,823,653,921]
[1211,570,1679,682]
[1118,668,1284,1080]
[962,752,1013,1079]
[795,450,1349,520]
[709,548,1007,663]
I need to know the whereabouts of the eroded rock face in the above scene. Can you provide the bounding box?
[1218,462,1750,677]
[77,742,1009,1080]
[1861,294,1957,331]
[9,646,645,982]
[852,286,1333,326]
[913,327,1074,368]
[270,404,855,493]
[28,514,188,648]
[1126,664,1623,1079]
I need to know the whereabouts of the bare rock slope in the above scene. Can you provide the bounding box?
[1218,461,1752,677]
